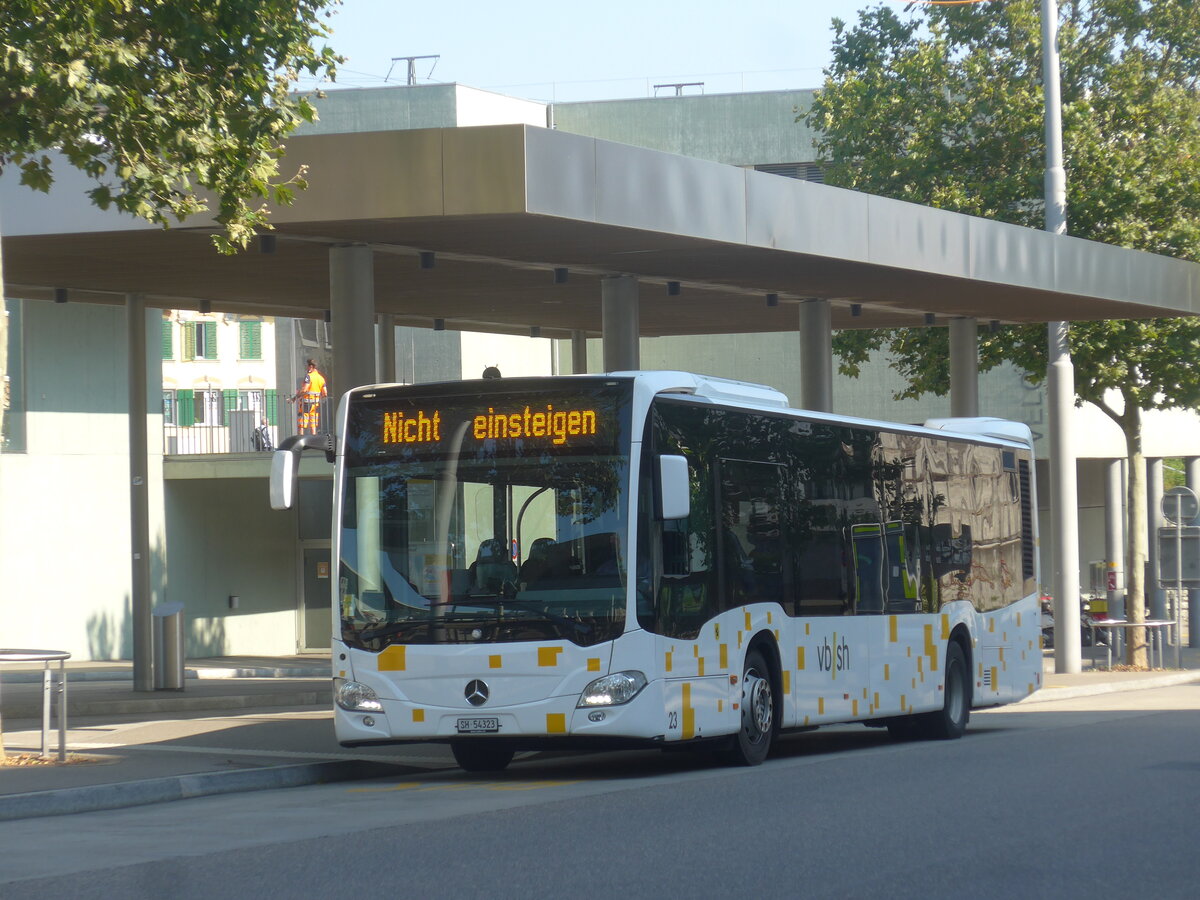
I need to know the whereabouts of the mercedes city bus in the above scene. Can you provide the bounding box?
[271,371,1042,771]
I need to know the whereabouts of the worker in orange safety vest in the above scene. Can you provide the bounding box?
[290,358,328,434]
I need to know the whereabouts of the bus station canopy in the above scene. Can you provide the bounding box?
[3,123,1199,337]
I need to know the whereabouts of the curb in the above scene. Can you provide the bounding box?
[1022,669,1200,703]
[1,689,333,720]
[0,759,402,822]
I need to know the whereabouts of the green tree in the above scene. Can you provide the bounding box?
[0,0,338,758]
[801,0,1200,667]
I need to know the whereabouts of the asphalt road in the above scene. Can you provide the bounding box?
[4,685,1200,899]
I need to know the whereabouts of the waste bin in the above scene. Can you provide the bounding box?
[153,601,185,691]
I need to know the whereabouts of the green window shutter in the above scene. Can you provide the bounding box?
[204,321,219,360]
[161,320,173,360]
[177,389,195,426]
[183,324,197,361]
[239,321,262,360]
[223,389,237,426]
[266,389,278,426]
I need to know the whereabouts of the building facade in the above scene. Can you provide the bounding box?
[2,82,1194,659]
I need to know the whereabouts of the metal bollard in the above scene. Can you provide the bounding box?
[153,602,186,690]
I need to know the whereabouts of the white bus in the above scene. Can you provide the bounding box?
[271,371,1043,771]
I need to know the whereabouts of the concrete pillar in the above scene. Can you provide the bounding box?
[1147,457,1167,620]
[1047,320,1081,673]
[330,244,377,399]
[1188,457,1200,646]
[1104,458,1125,619]
[798,299,833,412]
[127,293,153,692]
[949,317,979,417]
[601,276,639,372]
[571,330,588,375]
[377,314,396,384]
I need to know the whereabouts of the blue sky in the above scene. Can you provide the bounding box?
[302,0,903,101]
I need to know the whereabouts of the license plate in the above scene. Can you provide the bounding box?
[456,717,500,734]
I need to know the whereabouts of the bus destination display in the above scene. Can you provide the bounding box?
[381,403,600,448]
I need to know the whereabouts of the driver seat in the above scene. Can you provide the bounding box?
[469,538,518,594]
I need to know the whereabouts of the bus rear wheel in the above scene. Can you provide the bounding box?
[717,648,776,766]
[451,740,516,772]
[918,640,970,740]
[886,641,970,741]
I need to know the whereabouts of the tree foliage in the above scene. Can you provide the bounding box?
[801,0,1200,663]
[803,0,1200,409]
[0,0,341,251]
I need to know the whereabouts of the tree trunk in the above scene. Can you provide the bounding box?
[1123,406,1149,667]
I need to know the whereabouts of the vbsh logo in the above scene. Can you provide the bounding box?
[816,634,851,675]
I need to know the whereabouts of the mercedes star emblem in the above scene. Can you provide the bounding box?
[465,679,490,706]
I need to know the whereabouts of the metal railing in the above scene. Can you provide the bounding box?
[162,394,330,456]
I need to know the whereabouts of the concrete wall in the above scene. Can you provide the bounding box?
[298,84,547,136]
[164,477,301,656]
[0,298,165,660]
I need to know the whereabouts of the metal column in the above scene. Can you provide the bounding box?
[330,244,378,397]
[1188,457,1200,647]
[949,317,979,417]
[601,276,640,372]
[571,330,588,375]
[1047,322,1081,673]
[1147,458,1167,620]
[1104,458,1126,619]
[127,293,154,691]
[798,299,832,413]
[1043,0,1080,674]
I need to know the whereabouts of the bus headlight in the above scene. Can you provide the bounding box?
[335,678,384,713]
[577,671,647,707]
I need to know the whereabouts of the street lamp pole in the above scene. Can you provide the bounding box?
[1042,0,1081,674]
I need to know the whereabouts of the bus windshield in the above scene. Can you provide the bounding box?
[338,382,632,650]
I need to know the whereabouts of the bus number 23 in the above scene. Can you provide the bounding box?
[668,711,679,730]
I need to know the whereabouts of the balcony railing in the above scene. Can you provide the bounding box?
[162,393,331,455]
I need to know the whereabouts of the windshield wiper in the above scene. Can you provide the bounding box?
[356,619,430,642]
[456,597,594,640]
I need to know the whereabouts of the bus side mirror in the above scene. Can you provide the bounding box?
[270,434,335,511]
[270,448,299,510]
[657,454,690,520]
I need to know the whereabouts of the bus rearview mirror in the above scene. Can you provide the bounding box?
[270,434,335,511]
[270,448,298,510]
[658,454,690,520]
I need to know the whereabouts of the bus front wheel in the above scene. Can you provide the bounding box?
[717,648,776,766]
[451,739,516,772]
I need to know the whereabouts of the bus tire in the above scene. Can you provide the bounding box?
[451,740,516,772]
[717,648,776,766]
[917,640,970,740]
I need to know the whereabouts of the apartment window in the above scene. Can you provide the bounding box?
[194,389,224,425]
[238,389,264,414]
[162,390,177,425]
[161,318,174,360]
[184,321,218,361]
[238,320,262,360]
